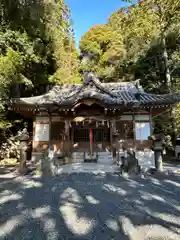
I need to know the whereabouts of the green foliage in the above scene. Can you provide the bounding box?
[79,24,126,81]
[0,120,13,129]
[79,0,180,137]
[79,2,159,82]
[80,25,113,55]
[0,0,80,98]
[0,158,18,166]
[0,48,24,110]
[0,0,80,95]
[0,0,179,143]
[0,0,80,156]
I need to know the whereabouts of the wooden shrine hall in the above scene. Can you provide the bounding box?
[11,73,180,166]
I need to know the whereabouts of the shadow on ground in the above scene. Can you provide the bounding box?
[0,171,179,240]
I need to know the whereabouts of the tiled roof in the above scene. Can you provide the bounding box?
[11,73,180,109]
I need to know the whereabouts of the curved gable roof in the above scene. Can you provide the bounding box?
[11,73,180,109]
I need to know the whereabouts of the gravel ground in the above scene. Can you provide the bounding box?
[0,171,179,240]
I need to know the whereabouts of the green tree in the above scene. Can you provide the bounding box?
[79,0,180,140]
[79,3,158,82]
[79,24,125,81]
[123,0,180,140]
[0,0,80,97]
[0,0,80,151]
[135,0,180,91]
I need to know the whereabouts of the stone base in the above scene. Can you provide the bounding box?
[18,166,28,175]
[135,150,155,171]
[31,152,43,165]
[119,150,155,171]
[41,155,53,176]
[31,150,155,174]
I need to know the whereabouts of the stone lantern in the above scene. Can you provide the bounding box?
[18,129,29,174]
[148,133,165,171]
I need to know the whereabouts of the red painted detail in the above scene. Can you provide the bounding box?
[89,128,93,154]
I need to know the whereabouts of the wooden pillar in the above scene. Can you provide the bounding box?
[49,115,52,148]
[110,120,115,152]
[65,120,69,155]
[32,119,36,153]
[65,120,71,164]
[111,120,117,162]
[132,113,136,149]
[69,121,72,164]
[110,120,113,152]
[71,123,74,147]
[149,108,153,135]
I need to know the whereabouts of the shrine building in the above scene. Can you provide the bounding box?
[11,73,180,167]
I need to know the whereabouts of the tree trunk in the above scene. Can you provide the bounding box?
[161,33,171,92]
[161,32,177,143]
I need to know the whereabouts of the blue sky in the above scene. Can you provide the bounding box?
[65,0,131,45]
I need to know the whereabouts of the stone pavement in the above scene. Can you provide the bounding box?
[55,163,119,174]
[0,171,179,240]
[163,161,180,174]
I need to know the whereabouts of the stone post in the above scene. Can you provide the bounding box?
[18,130,29,174]
[148,134,165,172]
[41,152,53,176]
[154,151,163,171]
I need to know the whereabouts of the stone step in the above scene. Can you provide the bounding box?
[98,153,112,156]
[72,152,114,164]
[73,158,113,159]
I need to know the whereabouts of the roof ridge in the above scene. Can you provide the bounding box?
[87,73,118,98]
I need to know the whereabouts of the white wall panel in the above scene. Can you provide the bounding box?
[34,123,49,141]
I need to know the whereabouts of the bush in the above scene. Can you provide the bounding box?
[0,136,20,160]
[0,158,18,166]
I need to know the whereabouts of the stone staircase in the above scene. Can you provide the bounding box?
[72,152,114,165]
[72,152,84,163]
[98,152,114,165]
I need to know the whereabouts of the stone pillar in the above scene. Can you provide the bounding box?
[41,153,53,176]
[154,151,163,171]
[149,134,165,172]
[18,130,29,174]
